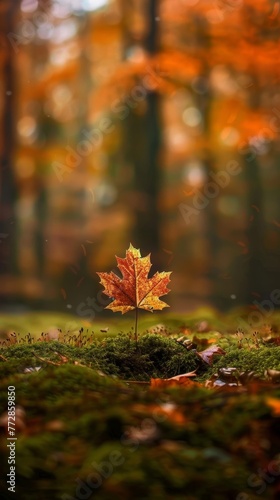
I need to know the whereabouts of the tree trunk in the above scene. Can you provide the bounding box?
[0,1,19,295]
[123,0,162,266]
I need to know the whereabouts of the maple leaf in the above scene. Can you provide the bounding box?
[97,244,171,343]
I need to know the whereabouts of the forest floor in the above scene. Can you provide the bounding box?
[0,309,280,500]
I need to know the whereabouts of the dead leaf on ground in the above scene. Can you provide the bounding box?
[131,402,187,425]
[196,345,226,365]
[192,335,219,347]
[263,337,280,346]
[266,397,280,416]
[265,369,280,383]
[151,370,200,389]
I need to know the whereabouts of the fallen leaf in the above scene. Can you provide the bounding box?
[196,345,226,365]
[266,397,280,416]
[192,335,219,347]
[151,371,199,389]
[264,337,280,346]
[265,369,280,382]
[131,402,187,425]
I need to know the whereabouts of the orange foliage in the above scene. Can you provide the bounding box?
[97,244,171,314]
[151,371,200,389]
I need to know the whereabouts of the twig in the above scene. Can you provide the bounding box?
[32,352,61,366]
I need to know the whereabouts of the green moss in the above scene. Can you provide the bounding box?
[206,345,280,378]
[0,362,280,500]
[0,334,200,382]
[1,325,280,499]
[84,334,199,380]
[2,334,280,384]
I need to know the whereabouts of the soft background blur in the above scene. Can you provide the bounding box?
[0,0,280,314]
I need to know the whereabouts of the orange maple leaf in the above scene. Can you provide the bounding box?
[97,244,171,343]
[97,244,171,314]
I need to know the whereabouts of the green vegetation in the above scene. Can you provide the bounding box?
[0,311,280,499]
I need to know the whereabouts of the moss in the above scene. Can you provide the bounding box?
[0,341,87,362]
[206,345,280,379]
[2,335,280,384]
[1,326,280,499]
[1,334,200,381]
[1,363,280,500]
[85,334,199,380]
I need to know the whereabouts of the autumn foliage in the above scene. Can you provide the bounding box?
[97,244,171,342]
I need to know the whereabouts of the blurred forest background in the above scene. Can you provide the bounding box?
[0,0,280,314]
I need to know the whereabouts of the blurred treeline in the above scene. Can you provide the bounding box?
[0,0,280,313]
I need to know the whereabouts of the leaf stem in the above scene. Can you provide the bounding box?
[135,307,139,348]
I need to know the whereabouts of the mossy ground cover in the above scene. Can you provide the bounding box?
[0,311,280,500]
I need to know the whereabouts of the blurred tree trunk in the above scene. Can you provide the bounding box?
[195,19,220,307]
[244,152,264,303]
[0,1,19,295]
[123,0,162,266]
[242,76,265,304]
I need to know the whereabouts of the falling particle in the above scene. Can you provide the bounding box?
[45,239,48,242]
[66,304,72,309]
[272,220,280,228]
[6,91,12,95]
[155,17,160,21]
[230,294,236,300]
[81,244,86,256]
[77,276,85,288]
[251,204,260,212]
[60,288,67,300]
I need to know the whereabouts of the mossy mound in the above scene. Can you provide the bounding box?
[1,333,280,384]
[207,345,280,377]
[0,363,280,500]
[0,335,199,382]
[1,326,280,500]
[84,334,199,380]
